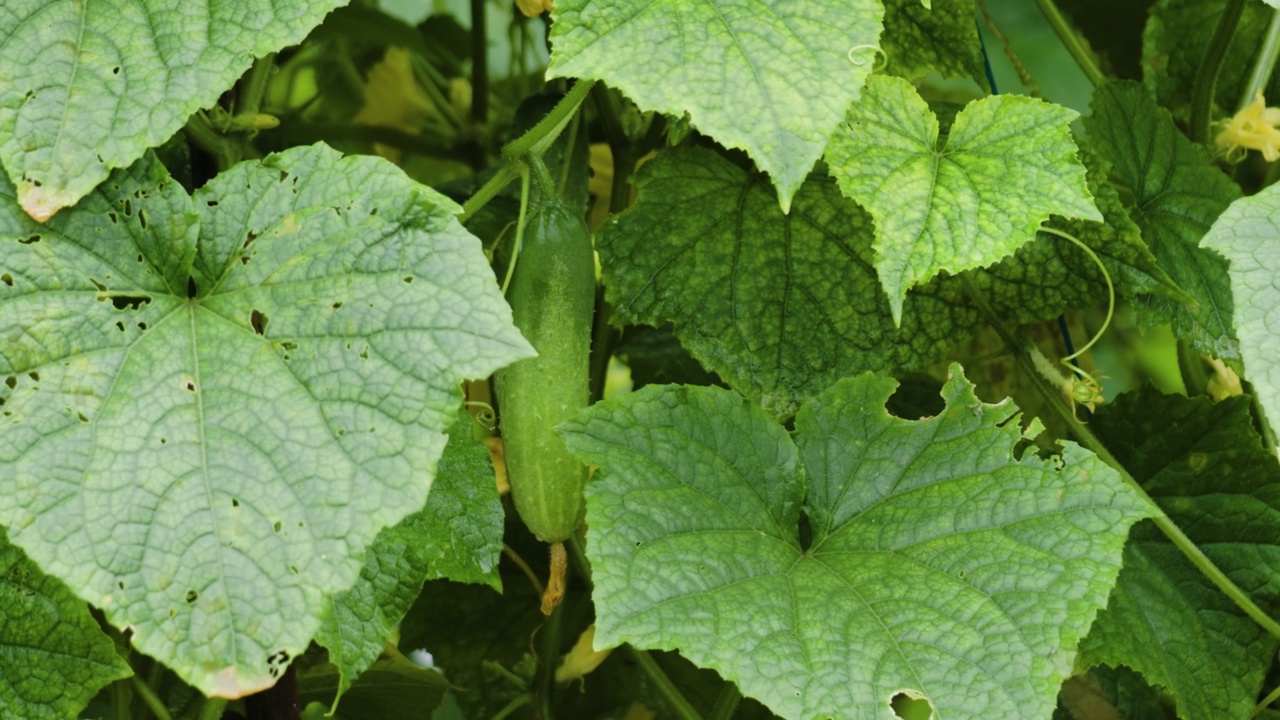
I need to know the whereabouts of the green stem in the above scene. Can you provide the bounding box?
[1034,0,1105,87]
[707,682,742,720]
[1190,0,1246,143]
[238,53,276,117]
[184,111,239,171]
[503,79,597,160]
[961,274,1280,642]
[110,678,133,720]
[458,163,520,224]
[1176,340,1209,397]
[1255,681,1280,717]
[591,83,639,215]
[500,170,532,295]
[627,646,703,720]
[538,597,568,719]
[489,693,532,720]
[130,675,173,720]
[1240,8,1280,110]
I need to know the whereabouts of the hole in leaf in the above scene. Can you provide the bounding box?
[403,276,413,283]
[118,581,124,590]
[19,235,39,244]
[206,200,218,207]
[1,273,12,286]
[231,498,240,507]
[112,66,120,75]
[4,376,15,389]
[123,199,132,217]
[182,379,196,392]
[279,341,297,351]
[187,277,197,298]
[890,692,934,720]
[115,321,125,332]
[110,295,151,310]
[137,322,147,331]
[138,209,148,229]
[797,512,813,552]
[185,590,198,604]
[240,255,251,265]
[27,371,39,382]
[273,521,282,533]
[331,301,342,309]
[289,565,299,574]
[159,437,167,444]
[77,411,88,422]
[250,309,268,335]
[108,212,118,224]
[242,231,258,249]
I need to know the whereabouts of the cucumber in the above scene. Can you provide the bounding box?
[496,197,594,543]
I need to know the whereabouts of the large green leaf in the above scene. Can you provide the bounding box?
[545,0,883,212]
[0,0,345,221]
[597,145,978,418]
[1200,183,1280,449]
[0,144,533,697]
[316,414,504,705]
[1082,80,1241,360]
[826,75,1101,323]
[1,529,132,719]
[559,368,1154,720]
[1083,387,1280,720]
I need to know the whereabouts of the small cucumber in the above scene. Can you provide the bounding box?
[496,197,594,543]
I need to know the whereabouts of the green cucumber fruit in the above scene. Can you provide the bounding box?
[496,197,595,543]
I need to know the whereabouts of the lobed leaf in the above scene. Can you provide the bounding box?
[1082,80,1241,361]
[545,0,883,212]
[0,530,132,719]
[560,367,1154,720]
[0,144,532,697]
[826,75,1101,323]
[1084,387,1280,720]
[0,0,345,221]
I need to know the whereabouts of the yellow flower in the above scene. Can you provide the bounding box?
[1215,91,1280,162]
[516,0,554,18]
[555,624,613,684]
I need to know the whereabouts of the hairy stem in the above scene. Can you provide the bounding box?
[1034,0,1105,87]
[1190,0,1246,143]
[962,274,1280,642]
[238,53,276,117]
[627,646,704,720]
[503,80,597,160]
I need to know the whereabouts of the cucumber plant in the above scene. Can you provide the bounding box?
[2,1,1280,720]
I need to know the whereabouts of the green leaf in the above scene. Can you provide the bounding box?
[0,144,533,698]
[1082,80,1242,360]
[0,529,132,719]
[316,414,504,704]
[597,145,979,418]
[826,75,1101,323]
[881,0,988,88]
[1200,183,1280,450]
[545,0,883,212]
[0,0,345,221]
[1084,387,1280,720]
[559,367,1155,720]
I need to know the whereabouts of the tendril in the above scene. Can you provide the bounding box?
[463,401,497,429]
[1037,225,1115,364]
[847,45,888,69]
[500,169,533,296]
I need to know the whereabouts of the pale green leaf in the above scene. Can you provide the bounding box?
[559,367,1154,720]
[1084,388,1280,720]
[1083,81,1241,361]
[1200,183,1280,447]
[881,0,987,87]
[317,414,504,704]
[0,529,132,719]
[0,144,533,698]
[545,0,883,212]
[597,146,978,418]
[0,0,345,221]
[826,75,1101,323]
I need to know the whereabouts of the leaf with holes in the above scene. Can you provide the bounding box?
[545,0,883,212]
[0,144,532,698]
[0,0,345,221]
[825,75,1101,323]
[559,367,1154,720]
[1,529,132,719]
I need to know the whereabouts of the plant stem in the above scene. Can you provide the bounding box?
[961,274,1280,642]
[1190,0,1246,143]
[458,163,520,224]
[1255,681,1280,717]
[184,111,239,171]
[503,79,596,160]
[627,646,704,720]
[708,681,742,720]
[130,675,173,720]
[194,697,228,720]
[110,677,133,719]
[490,693,532,720]
[1240,8,1280,110]
[470,0,488,124]
[238,53,276,117]
[1034,0,1104,87]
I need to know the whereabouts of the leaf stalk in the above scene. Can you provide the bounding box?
[1033,0,1105,87]
[626,646,704,720]
[1190,0,1247,143]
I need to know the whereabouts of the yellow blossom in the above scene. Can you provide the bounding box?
[555,624,613,683]
[516,0,554,18]
[1215,90,1280,162]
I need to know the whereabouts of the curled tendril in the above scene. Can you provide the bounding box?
[463,401,497,430]
[847,45,888,69]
